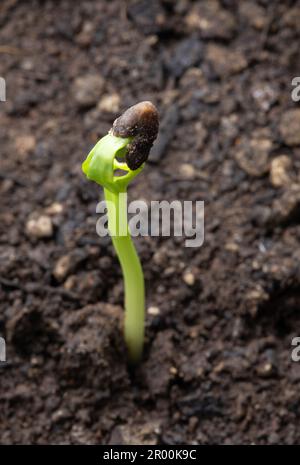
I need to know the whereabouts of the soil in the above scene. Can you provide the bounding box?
[1,0,300,445]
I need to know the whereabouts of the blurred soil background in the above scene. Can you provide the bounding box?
[1,0,300,444]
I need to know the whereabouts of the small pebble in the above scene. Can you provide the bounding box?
[15,135,36,159]
[272,184,300,224]
[51,409,71,423]
[183,271,195,286]
[30,355,43,366]
[73,74,104,108]
[75,21,94,47]
[147,306,160,316]
[256,362,274,378]
[53,255,72,281]
[234,133,272,177]
[64,275,76,291]
[98,93,120,113]
[179,163,196,179]
[45,202,64,215]
[185,1,236,40]
[270,155,292,187]
[26,215,53,239]
[169,366,178,375]
[206,44,247,76]
[225,242,239,252]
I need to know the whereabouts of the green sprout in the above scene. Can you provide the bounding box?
[82,102,159,364]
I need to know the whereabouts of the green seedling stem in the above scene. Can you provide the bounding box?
[82,133,145,364]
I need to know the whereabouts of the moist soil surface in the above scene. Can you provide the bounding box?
[1,0,300,445]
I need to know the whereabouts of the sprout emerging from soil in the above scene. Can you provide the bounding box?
[82,101,159,364]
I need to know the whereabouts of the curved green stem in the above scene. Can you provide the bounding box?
[82,133,146,363]
[104,187,145,364]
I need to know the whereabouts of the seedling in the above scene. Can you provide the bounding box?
[82,102,159,364]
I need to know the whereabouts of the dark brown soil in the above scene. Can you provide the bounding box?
[1,0,300,445]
